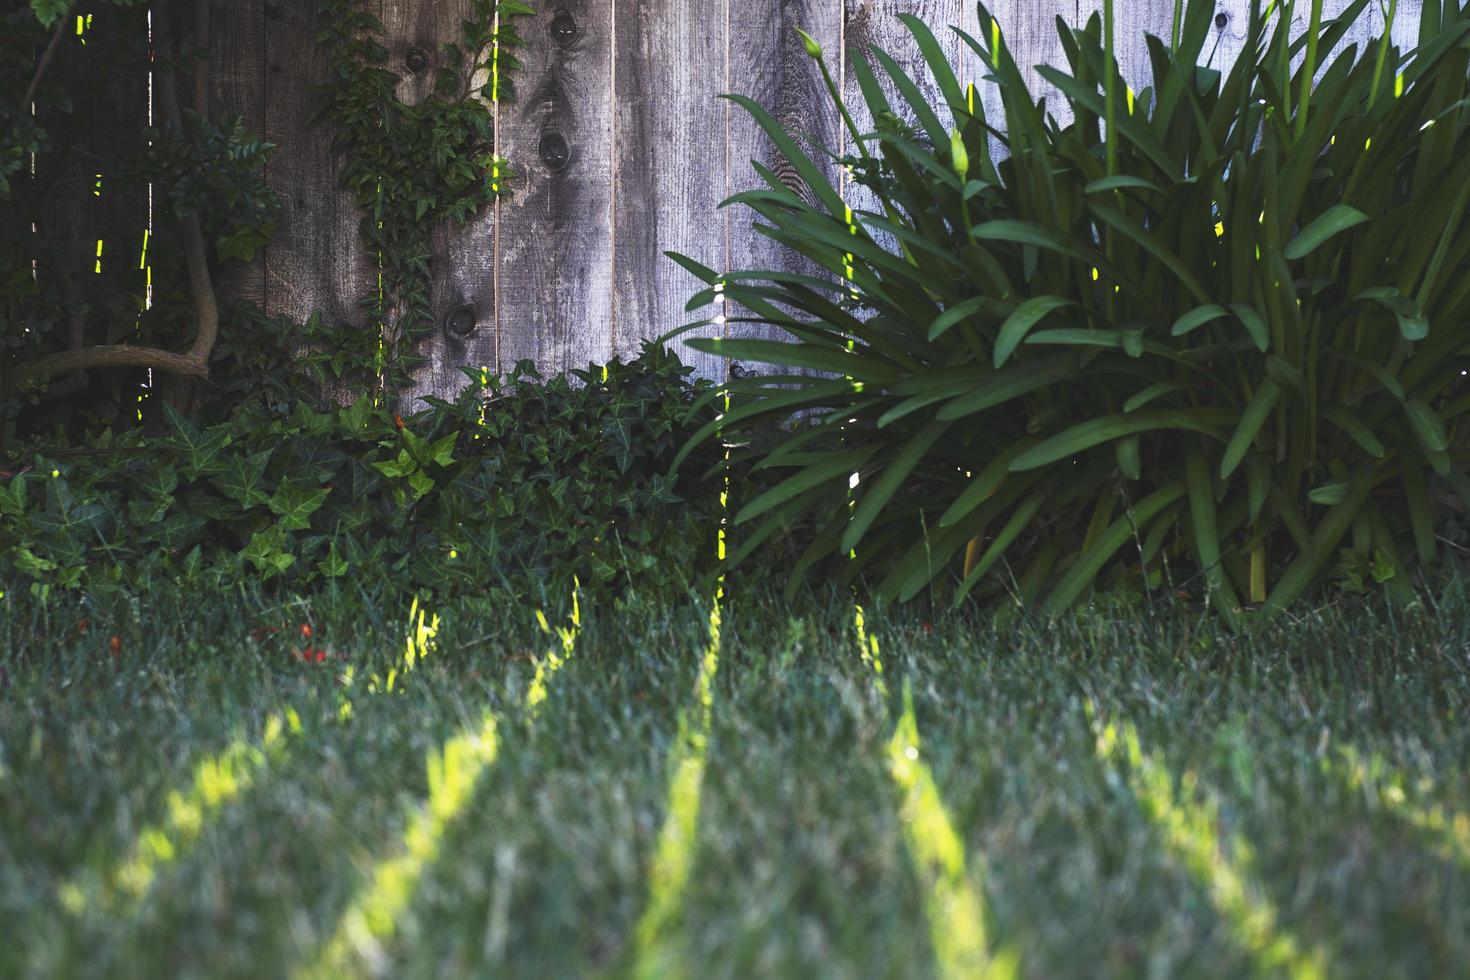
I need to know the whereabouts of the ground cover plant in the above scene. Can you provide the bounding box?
[2,582,1469,977]
[0,342,727,610]
[678,0,1470,619]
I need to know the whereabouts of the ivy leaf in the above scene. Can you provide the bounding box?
[211,450,274,509]
[215,222,274,263]
[427,431,459,467]
[269,482,330,531]
[0,474,27,517]
[161,403,232,479]
[318,541,350,578]
[372,449,418,479]
[243,526,296,576]
[30,0,70,26]
[408,469,435,499]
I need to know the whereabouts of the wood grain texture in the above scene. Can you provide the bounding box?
[496,0,616,378]
[209,0,267,309]
[613,0,728,381]
[725,0,843,360]
[261,0,374,387]
[1379,0,1420,57]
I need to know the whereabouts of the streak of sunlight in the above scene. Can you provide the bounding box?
[298,588,582,976]
[1089,706,1326,980]
[629,585,723,980]
[1331,744,1470,869]
[59,710,299,915]
[859,610,1017,980]
[297,712,500,980]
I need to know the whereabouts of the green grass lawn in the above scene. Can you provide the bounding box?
[2,581,1469,979]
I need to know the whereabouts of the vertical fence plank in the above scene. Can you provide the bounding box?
[262,0,375,396]
[210,0,268,310]
[725,0,844,365]
[496,0,616,377]
[613,0,728,381]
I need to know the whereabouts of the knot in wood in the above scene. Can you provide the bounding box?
[550,11,579,46]
[539,132,571,171]
[444,304,478,338]
[1215,11,1229,28]
[405,46,430,73]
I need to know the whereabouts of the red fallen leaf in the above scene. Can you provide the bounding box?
[109,635,122,657]
[394,414,406,431]
[314,649,327,664]
[76,617,90,636]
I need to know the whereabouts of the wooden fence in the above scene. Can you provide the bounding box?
[45,0,1424,407]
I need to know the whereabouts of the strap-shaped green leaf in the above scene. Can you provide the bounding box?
[1322,407,1385,457]
[1356,286,1429,340]
[1228,303,1270,351]
[1283,204,1370,259]
[842,419,951,552]
[1220,379,1281,479]
[1186,450,1241,624]
[1010,410,1229,471]
[733,447,877,525]
[993,296,1073,366]
[1042,483,1188,614]
[1171,304,1231,337]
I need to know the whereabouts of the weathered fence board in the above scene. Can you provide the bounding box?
[726,0,842,356]
[209,0,268,309]
[261,0,374,381]
[613,0,730,382]
[497,0,616,376]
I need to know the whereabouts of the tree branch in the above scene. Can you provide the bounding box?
[8,0,220,394]
[21,8,70,112]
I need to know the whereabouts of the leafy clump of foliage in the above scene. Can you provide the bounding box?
[1,342,726,607]
[678,0,1470,620]
[314,0,530,395]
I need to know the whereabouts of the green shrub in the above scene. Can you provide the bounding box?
[0,342,725,608]
[675,0,1470,620]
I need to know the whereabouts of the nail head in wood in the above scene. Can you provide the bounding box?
[550,11,579,46]
[444,304,477,338]
[405,46,430,73]
[539,132,571,171]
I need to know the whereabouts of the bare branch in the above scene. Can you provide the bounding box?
[21,8,70,112]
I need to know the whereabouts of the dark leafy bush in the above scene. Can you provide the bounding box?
[677,0,1470,620]
[0,342,726,608]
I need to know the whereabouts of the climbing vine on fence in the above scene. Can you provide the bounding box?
[314,0,531,398]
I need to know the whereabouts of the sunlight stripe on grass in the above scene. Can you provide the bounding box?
[296,592,582,978]
[628,585,723,980]
[296,711,499,979]
[1331,744,1470,869]
[58,709,298,915]
[858,611,1018,980]
[58,597,442,917]
[1090,708,1326,980]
